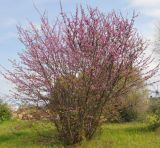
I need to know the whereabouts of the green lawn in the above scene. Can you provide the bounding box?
[0,120,160,148]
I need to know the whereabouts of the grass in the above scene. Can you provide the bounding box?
[80,123,160,148]
[0,120,160,147]
[0,119,58,148]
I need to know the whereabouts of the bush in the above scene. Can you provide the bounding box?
[146,114,160,130]
[4,5,155,145]
[0,103,11,122]
[104,89,149,123]
[148,98,160,115]
[120,90,149,122]
[146,98,160,130]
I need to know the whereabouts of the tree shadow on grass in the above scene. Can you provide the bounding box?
[0,129,61,147]
[34,129,63,147]
[0,131,31,143]
[124,125,149,134]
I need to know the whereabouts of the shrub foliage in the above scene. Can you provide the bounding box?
[0,102,11,122]
[146,114,160,130]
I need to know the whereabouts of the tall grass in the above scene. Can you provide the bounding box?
[0,120,160,147]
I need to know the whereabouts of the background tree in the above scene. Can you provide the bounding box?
[0,100,12,122]
[3,6,157,145]
[104,88,149,122]
[103,68,149,123]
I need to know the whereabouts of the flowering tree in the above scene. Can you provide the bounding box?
[4,6,157,145]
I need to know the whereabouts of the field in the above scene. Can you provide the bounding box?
[0,120,160,148]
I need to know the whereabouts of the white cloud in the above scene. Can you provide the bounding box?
[130,0,160,8]
[33,0,67,5]
[0,32,17,44]
[129,1,160,38]
[0,18,17,28]
[0,75,12,95]
[130,0,160,18]
[144,9,160,18]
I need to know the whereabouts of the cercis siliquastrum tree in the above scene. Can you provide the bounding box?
[4,7,157,145]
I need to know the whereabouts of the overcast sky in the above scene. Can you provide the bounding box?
[0,0,159,96]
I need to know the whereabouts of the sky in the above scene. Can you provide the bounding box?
[0,0,160,98]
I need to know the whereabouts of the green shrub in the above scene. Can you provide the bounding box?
[148,98,160,115]
[146,114,160,130]
[104,89,149,123]
[146,98,160,130]
[0,103,12,122]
